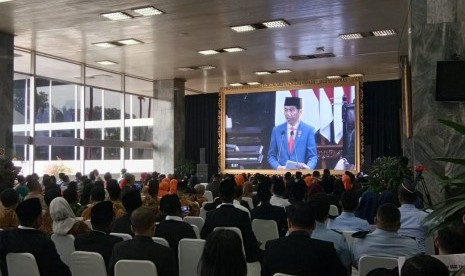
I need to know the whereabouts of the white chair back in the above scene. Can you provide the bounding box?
[84,219,92,230]
[214,227,245,256]
[114,260,157,276]
[329,205,339,217]
[203,191,213,202]
[110,232,133,241]
[6,253,40,276]
[51,234,75,267]
[178,238,205,276]
[191,224,200,239]
[342,231,357,249]
[273,273,297,276]
[199,207,207,220]
[246,261,261,276]
[358,256,398,276]
[252,219,279,250]
[71,251,107,276]
[183,216,205,232]
[242,197,254,210]
[152,237,170,247]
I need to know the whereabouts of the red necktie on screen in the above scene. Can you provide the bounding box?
[288,126,296,152]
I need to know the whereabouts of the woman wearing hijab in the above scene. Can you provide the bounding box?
[49,197,90,236]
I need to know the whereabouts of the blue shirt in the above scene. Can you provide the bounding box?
[398,204,428,253]
[328,212,371,232]
[351,228,420,266]
[311,221,351,266]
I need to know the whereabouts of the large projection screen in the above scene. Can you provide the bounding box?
[219,79,362,174]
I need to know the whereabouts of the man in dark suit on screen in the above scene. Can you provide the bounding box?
[267,97,318,170]
[261,204,346,276]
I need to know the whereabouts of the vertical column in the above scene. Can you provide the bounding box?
[0,32,14,158]
[153,79,186,174]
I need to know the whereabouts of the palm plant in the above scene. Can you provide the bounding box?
[423,119,465,234]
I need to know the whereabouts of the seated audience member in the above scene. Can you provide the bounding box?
[270,178,290,208]
[193,184,208,207]
[233,186,251,216]
[328,190,370,232]
[63,185,80,215]
[199,230,247,276]
[0,188,19,229]
[108,207,178,276]
[81,186,106,220]
[355,189,378,224]
[351,203,420,266]
[39,186,62,236]
[158,178,170,198]
[142,179,160,212]
[74,201,123,269]
[398,180,428,253]
[0,198,71,276]
[106,179,126,218]
[24,179,47,210]
[14,175,29,200]
[206,174,221,199]
[307,178,324,197]
[235,174,245,187]
[308,193,351,273]
[111,189,142,236]
[78,179,93,208]
[242,181,254,198]
[321,169,336,194]
[200,178,260,263]
[49,197,90,236]
[155,194,196,258]
[401,255,449,276]
[251,182,287,236]
[261,204,346,276]
[203,197,222,211]
[168,175,178,195]
[287,179,307,208]
[435,221,465,255]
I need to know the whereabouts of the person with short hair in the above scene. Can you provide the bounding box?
[328,191,370,232]
[270,177,290,208]
[261,204,346,276]
[111,189,142,236]
[351,203,420,266]
[435,221,465,255]
[401,255,449,276]
[74,201,123,269]
[0,198,71,276]
[106,179,126,218]
[24,179,47,210]
[199,230,247,276]
[108,207,178,276]
[398,179,428,253]
[81,186,106,220]
[0,188,19,229]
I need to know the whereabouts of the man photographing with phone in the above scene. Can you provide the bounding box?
[267,96,318,170]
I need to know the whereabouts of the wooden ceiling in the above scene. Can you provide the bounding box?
[0,0,408,93]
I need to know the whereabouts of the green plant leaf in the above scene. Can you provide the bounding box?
[438,119,465,135]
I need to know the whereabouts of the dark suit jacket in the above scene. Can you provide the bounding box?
[261,231,346,276]
[74,230,123,269]
[110,214,133,236]
[108,235,178,276]
[0,228,71,276]
[154,218,196,258]
[200,204,259,262]
[251,203,288,236]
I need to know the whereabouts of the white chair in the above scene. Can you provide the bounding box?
[71,251,107,276]
[51,234,75,267]
[329,205,339,217]
[110,232,133,241]
[183,216,205,232]
[178,238,205,276]
[191,224,200,239]
[273,273,297,276]
[152,237,170,247]
[242,197,254,210]
[214,227,245,255]
[199,207,207,220]
[246,261,261,276]
[84,219,92,230]
[115,260,158,276]
[342,231,357,249]
[252,219,279,250]
[358,256,398,276]
[203,191,213,202]
[6,252,40,276]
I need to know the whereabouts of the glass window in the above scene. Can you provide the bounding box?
[132,148,152,160]
[85,129,101,140]
[104,128,120,140]
[51,81,79,123]
[124,94,131,119]
[85,87,102,121]
[35,145,49,161]
[125,76,153,97]
[35,78,50,124]
[13,145,27,161]
[36,55,81,84]
[14,50,31,74]
[132,95,153,119]
[51,146,75,160]
[86,67,121,91]
[84,147,101,160]
[104,90,121,120]
[13,74,29,125]
[132,126,153,142]
[104,148,120,160]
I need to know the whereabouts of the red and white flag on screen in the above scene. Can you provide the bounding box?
[319,87,333,142]
[333,86,345,144]
[300,89,320,131]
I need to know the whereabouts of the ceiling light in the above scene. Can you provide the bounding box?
[230,25,256,32]
[262,19,289,28]
[326,75,342,79]
[117,38,144,45]
[198,50,220,55]
[371,29,398,36]
[92,42,118,48]
[178,67,196,71]
[96,60,117,65]
[247,82,261,85]
[223,47,245,53]
[0,0,13,3]
[197,65,216,70]
[276,69,292,74]
[132,6,164,16]
[229,83,243,87]
[348,73,364,77]
[339,33,364,40]
[101,11,132,21]
[255,71,271,75]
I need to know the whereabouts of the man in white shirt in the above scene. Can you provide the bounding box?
[328,191,370,232]
[270,178,291,209]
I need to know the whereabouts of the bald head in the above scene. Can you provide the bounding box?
[130,207,156,236]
